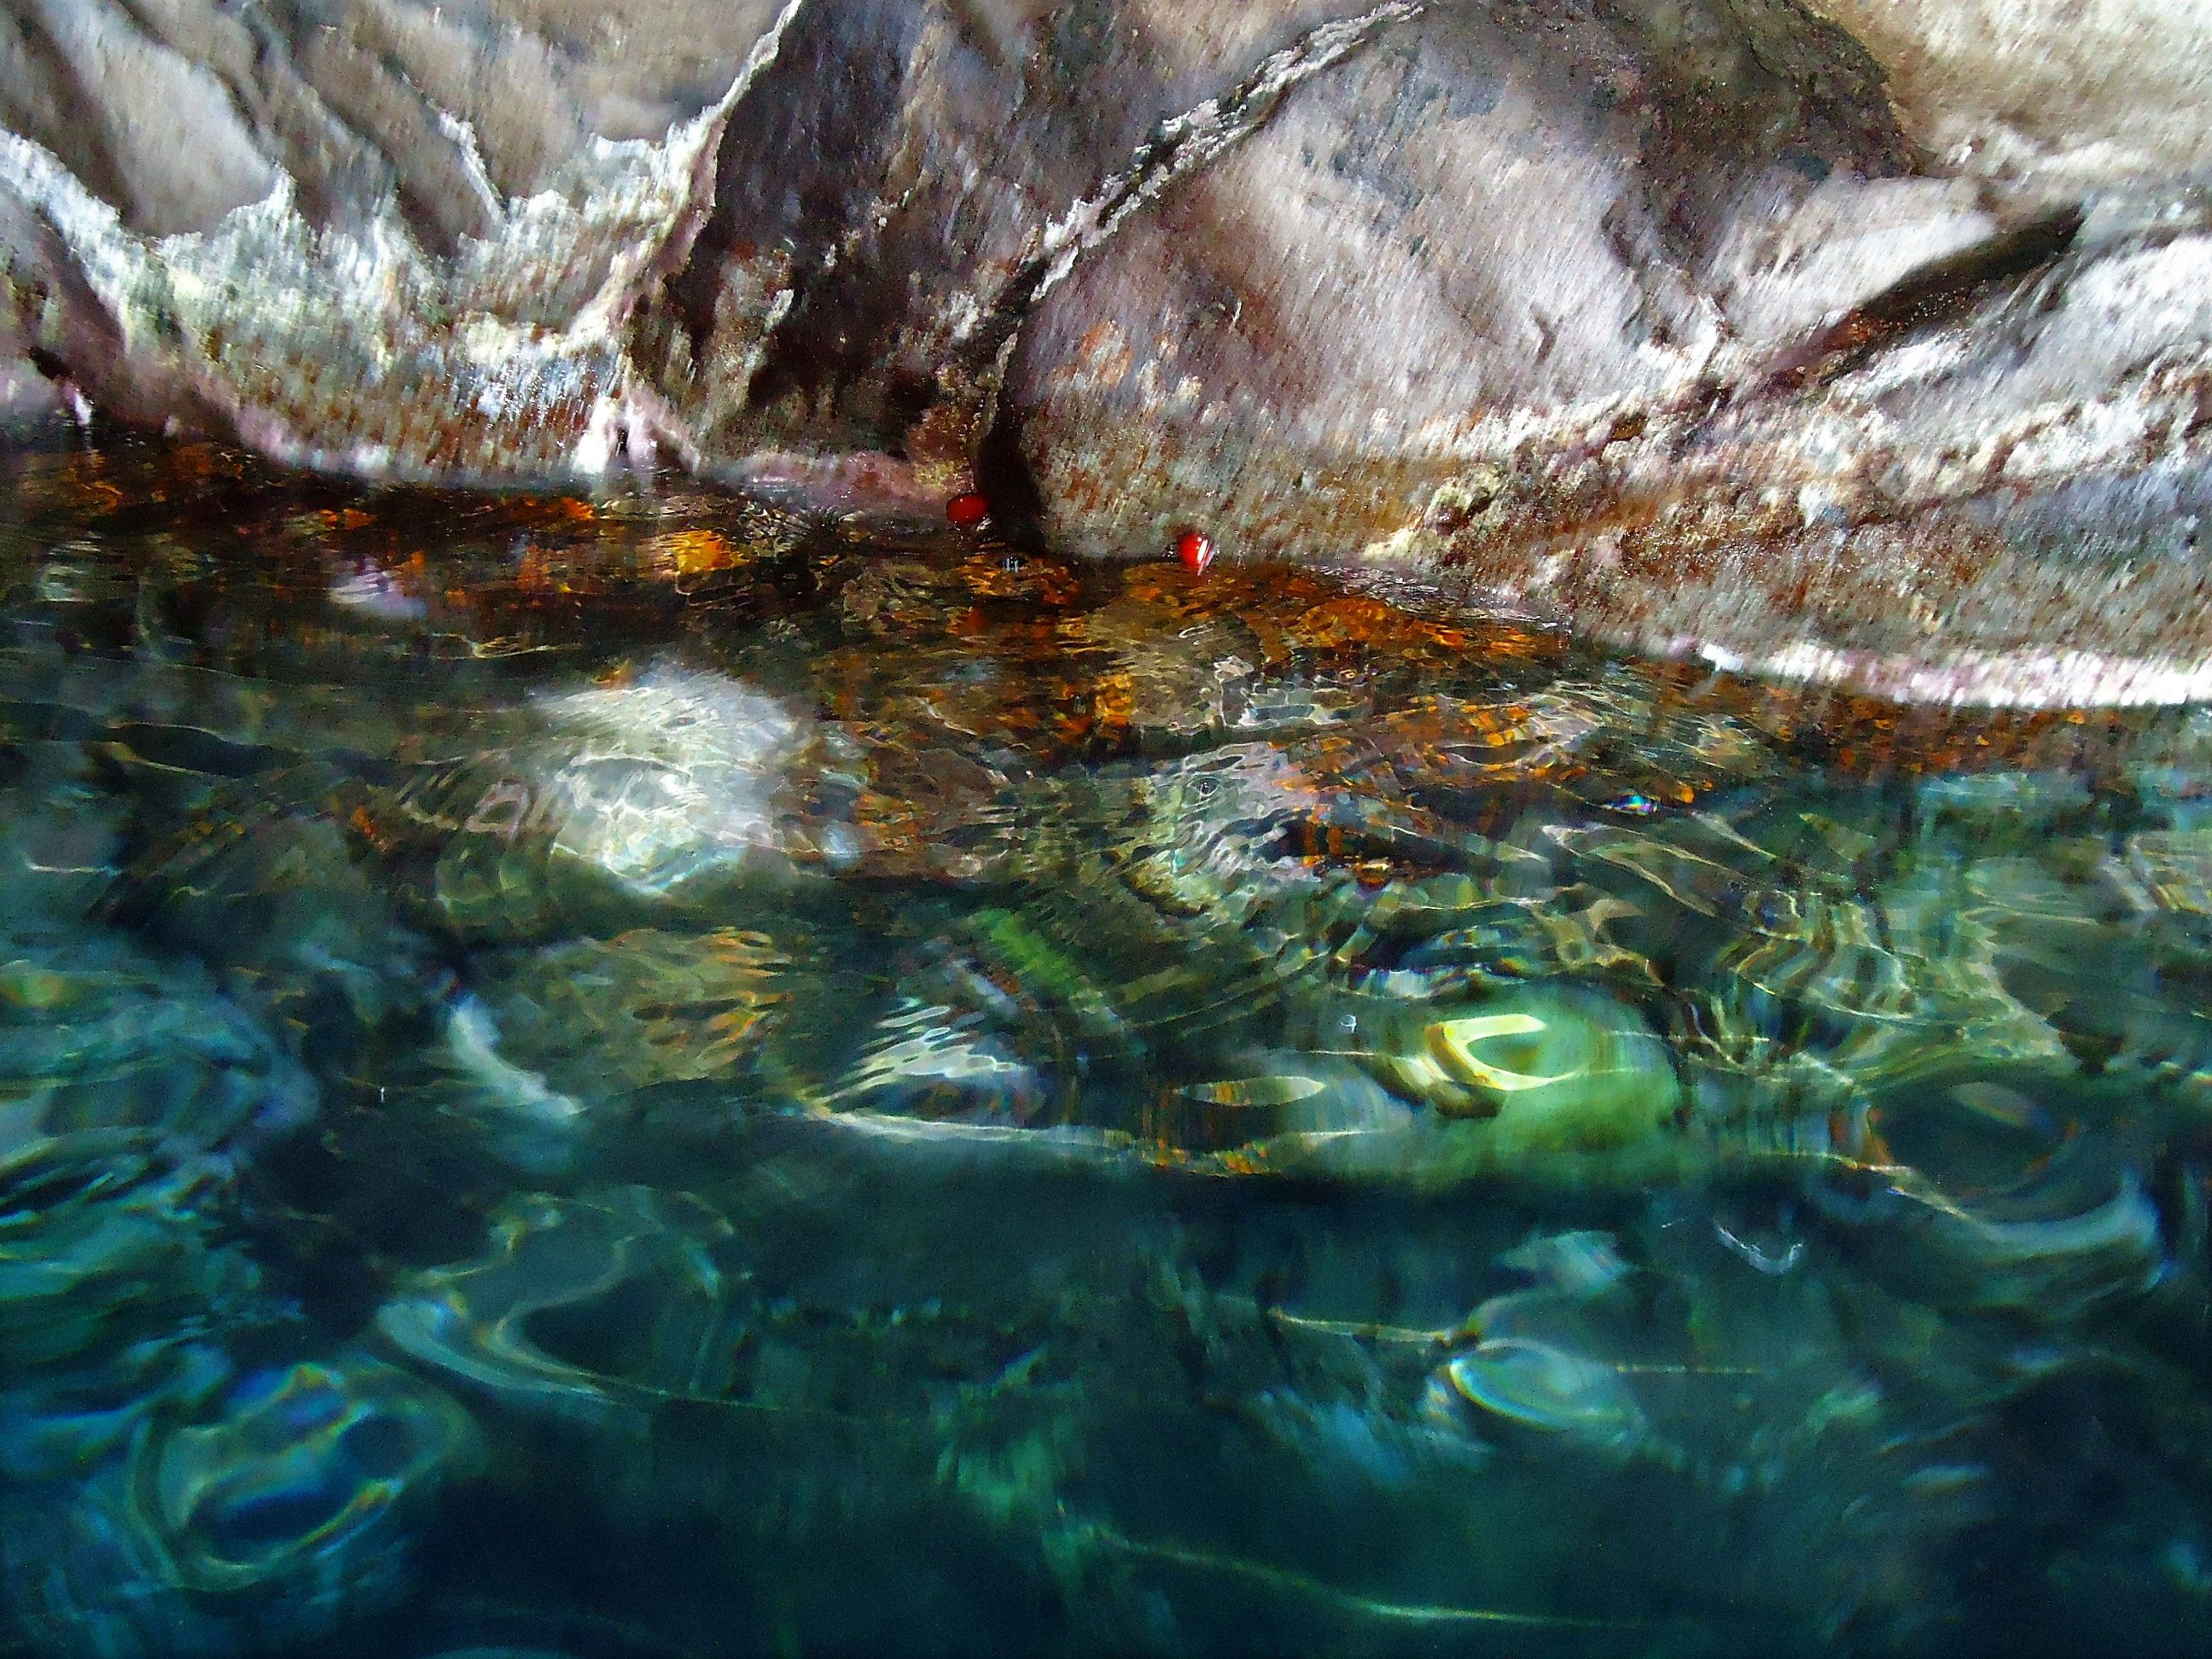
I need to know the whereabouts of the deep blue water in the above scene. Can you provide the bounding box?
[4,433,2212,1657]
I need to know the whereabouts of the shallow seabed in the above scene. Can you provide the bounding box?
[4,433,2212,1658]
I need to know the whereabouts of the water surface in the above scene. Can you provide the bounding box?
[4,434,2212,1657]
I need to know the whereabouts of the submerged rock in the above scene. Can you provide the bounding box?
[357,660,864,940]
[0,1131,259,1382]
[0,0,2207,702]
[5,1353,480,1658]
[1367,987,1682,1148]
[375,1187,748,1428]
[0,943,315,1158]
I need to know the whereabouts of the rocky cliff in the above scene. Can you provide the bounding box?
[3,0,2209,703]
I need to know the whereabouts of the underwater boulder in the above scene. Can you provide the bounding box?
[109,796,445,1075]
[0,1132,261,1377]
[0,943,315,1159]
[1364,984,1684,1160]
[125,1357,480,1594]
[3,1353,480,1658]
[375,1188,748,1429]
[822,994,1055,1130]
[455,926,813,1102]
[0,1130,266,1512]
[1807,1073,2172,1321]
[362,661,868,941]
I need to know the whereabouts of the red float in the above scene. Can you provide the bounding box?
[946,492,992,528]
[1175,528,1216,573]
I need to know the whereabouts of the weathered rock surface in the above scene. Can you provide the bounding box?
[1,0,2209,703]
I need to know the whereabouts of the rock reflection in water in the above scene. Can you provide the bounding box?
[2,437,2212,1655]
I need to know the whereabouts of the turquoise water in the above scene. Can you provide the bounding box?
[4,433,2212,1656]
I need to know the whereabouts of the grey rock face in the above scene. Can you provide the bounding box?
[1,0,2208,704]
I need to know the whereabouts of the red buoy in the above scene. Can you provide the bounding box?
[946,492,992,529]
[1175,528,1216,573]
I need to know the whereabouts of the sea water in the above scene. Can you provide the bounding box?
[2,434,2210,1657]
